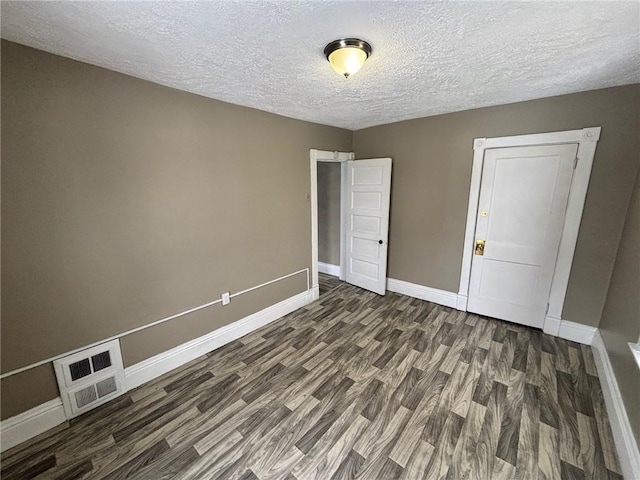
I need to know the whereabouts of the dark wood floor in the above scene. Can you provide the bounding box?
[1,282,622,479]
[318,272,344,296]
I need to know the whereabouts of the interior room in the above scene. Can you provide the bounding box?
[1,2,639,479]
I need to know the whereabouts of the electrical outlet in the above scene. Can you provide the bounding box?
[221,292,230,306]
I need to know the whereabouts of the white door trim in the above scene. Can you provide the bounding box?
[457,127,601,332]
[592,331,640,480]
[310,149,353,300]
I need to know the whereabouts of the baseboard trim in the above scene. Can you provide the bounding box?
[544,316,596,345]
[591,331,640,479]
[559,319,597,345]
[124,288,313,391]
[456,294,468,311]
[0,398,66,453]
[0,288,314,453]
[386,278,458,309]
[629,342,640,370]
[543,315,562,336]
[318,262,340,277]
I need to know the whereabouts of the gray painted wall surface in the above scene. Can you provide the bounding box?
[1,41,352,418]
[317,162,341,266]
[599,167,640,447]
[3,40,639,426]
[354,85,640,327]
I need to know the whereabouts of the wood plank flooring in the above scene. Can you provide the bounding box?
[318,272,344,296]
[1,282,623,479]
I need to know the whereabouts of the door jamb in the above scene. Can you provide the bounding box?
[310,149,353,300]
[457,127,601,335]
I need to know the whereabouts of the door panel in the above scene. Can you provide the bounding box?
[352,215,381,234]
[345,158,392,295]
[352,237,380,258]
[352,191,382,209]
[467,144,578,328]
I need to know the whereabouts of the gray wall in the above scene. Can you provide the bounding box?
[3,39,639,425]
[317,162,341,266]
[599,167,640,446]
[0,41,352,418]
[354,85,640,327]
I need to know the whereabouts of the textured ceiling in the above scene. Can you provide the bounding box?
[2,1,639,130]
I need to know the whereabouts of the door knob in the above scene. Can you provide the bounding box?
[378,240,383,245]
[475,239,485,256]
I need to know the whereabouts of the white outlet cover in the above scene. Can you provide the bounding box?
[222,292,230,306]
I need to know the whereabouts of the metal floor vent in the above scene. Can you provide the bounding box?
[53,340,125,419]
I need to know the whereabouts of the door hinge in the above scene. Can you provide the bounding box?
[545,303,550,315]
[574,156,579,169]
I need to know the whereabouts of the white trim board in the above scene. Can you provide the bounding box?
[591,331,640,480]
[386,278,458,309]
[1,268,309,381]
[124,288,313,391]
[629,342,640,370]
[543,315,597,345]
[385,278,598,347]
[386,277,597,345]
[318,262,340,277]
[458,127,601,325]
[1,288,314,452]
[0,398,66,453]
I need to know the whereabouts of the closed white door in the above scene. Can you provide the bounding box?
[467,144,578,328]
[345,158,392,295]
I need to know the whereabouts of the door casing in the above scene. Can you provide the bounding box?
[457,127,601,335]
[466,143,578,328]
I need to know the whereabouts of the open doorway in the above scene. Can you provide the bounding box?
[317,160,344,296]
[310,149,394,299]
[310,149,350,299]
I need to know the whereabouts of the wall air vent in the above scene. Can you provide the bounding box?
[53,339,125,419]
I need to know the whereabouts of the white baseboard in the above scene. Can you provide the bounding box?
[544,316,596,345]
[591,331,640,480]
[558,319,597,345]
[0,288,313,452]
[543,315,562,336]
[124,289,313,391]
[456,294,468,311]
[311,285,320,301]
[318,262,340,277]
[0,398,66,453]
[629,342,640,370]
[386,278,458,309]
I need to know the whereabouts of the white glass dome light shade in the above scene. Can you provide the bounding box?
[328,47,367,78]
[324,38,372,78]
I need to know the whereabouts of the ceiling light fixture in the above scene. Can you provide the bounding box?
[324,38,372,78]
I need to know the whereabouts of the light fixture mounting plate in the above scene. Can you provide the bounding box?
[324,38,372,60]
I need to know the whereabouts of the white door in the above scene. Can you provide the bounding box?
[467,144,578,328]
[345,158,392,295]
